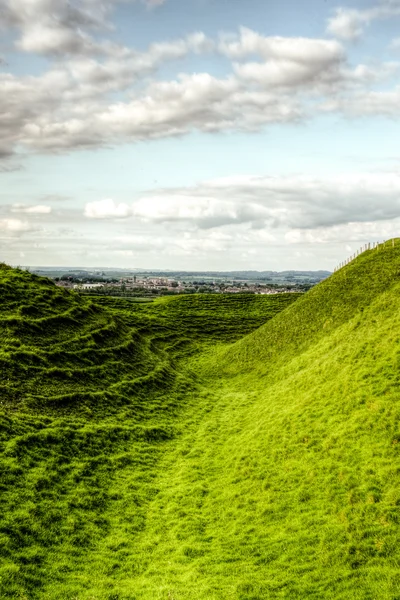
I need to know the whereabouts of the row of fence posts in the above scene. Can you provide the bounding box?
[333,238,396,273]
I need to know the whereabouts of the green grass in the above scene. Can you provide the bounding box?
[0,264,298,598]
[1,243,400,599]
[134,287,400,599]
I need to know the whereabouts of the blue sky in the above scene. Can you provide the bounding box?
[1,0,400,270]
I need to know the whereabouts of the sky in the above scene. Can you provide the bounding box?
[1,0,400,271]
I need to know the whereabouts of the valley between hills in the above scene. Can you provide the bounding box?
[1,241,400,599]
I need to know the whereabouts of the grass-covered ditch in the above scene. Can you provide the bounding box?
[0,264,298,598]
[1,245,400,599]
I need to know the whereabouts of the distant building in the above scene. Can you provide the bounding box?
[73,283,105,290]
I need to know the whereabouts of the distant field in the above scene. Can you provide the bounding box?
[1,245,400,599]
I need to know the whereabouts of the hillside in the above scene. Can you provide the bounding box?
[1,243,400,599]
[213,241,400,377]
[0,264,297,599]
[133,242,400,599]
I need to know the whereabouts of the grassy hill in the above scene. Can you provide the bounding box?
[212,241,400,377]
[1,242,400,599]
[134,242,400,600]
[0,264,298,599]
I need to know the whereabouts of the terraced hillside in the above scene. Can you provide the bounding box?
[97,292,298,352]
[0,269,167,414]
[0,264,298,599]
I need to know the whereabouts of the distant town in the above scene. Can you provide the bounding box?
[28,267,331,298]
[56,275,301,296]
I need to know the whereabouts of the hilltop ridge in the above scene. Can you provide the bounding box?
[214,239,400,377]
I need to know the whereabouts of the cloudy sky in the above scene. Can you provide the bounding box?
[1,0,400,271]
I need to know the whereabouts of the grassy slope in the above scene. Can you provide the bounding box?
[127,243,400,599]
[213,242,400,377]
[2,242,400,599]
[0,265,298,599]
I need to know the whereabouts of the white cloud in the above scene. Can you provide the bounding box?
[0,23,398,159]
[327,1,400,41]
[84,198,131,219]
[321,85,400,117]
[286,218,400,244]
[6,173,400,270]
[0,218,31,232]
[11,204,52,214]
[1,0,109,56]
[219,29,346,91]
[133,193,270,228]
[74,171,400,251]
[6,69,302,154]
[0,0,166,57]
[132,172,400,231]
[187,32,216,54]
[326,8,366,41]
[0,31,219,155]
[96,72,302,136]
[220,28,343,63]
